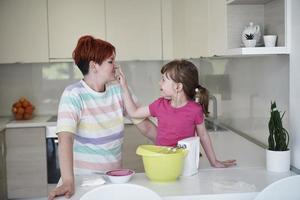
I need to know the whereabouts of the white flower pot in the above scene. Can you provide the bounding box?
[243,39,256,47]
[266,149,290,172]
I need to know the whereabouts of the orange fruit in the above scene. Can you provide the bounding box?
[22,101,29,107]
[12,107,18,113]
[19,97,26,103]
[17,107,25,115]
[12,97,35,120]
[25,106,33,114]
[24,113,32,120]
[15,113,23,120]
[14,102,22,108]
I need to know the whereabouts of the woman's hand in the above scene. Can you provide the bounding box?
[211,159,237,168]
[48,181,75,200]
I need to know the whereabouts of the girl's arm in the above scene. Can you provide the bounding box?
[196,123,236,168]
[117,67,151,118]
[135,118,157,143]
[48,132,75,200]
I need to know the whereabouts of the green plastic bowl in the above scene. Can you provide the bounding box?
[136,145,187,182]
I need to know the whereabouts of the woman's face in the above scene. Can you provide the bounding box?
[97,55,117,82]
[159,73,177,98]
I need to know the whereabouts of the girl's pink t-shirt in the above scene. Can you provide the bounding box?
[149,97,204,146]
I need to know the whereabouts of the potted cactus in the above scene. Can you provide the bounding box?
[243,33,256,47]
[266,101,290,172]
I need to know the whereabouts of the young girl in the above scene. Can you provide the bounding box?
[118,59,236,168]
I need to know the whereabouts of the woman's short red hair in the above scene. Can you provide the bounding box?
[72,35,115,75]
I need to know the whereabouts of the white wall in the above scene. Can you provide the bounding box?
[289,0,300,170]
[0,61,163,116]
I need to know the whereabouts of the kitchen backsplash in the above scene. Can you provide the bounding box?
[199,55,289,145]
[0,55,289,145]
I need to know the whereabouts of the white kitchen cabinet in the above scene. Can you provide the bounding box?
[0,0,48,64]
[48,0,106,60]
[162,0,209,60]
[208,0,228,56]
[224,0,290,56]
[106,0,162,61]
[0,130,7,200]
[5,127,47,199]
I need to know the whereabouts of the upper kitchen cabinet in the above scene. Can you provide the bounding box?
[0,0,48,64]
[224,0,290,56]
[48,0,106,61]
[208,0,228,56]
[162,0,209,60]
[106,0,162,61]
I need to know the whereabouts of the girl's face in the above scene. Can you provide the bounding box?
[96,54,117,82]
[159,73,177,98]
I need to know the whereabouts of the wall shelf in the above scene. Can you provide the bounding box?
[227,0,275,5]
[224,46,289,56]
[223,0,290,57]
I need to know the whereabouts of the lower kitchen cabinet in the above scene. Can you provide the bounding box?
[5,127,47,199]
[122,125,152,172]
[0,130,7,200]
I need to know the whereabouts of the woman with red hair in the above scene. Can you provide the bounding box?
[48,35,157,199]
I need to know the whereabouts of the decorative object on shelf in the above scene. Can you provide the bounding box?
[11,97,35,120]
[241,22,262,47]
[243,33,256,47]
[266,101,290,172]
[263,35,277,47]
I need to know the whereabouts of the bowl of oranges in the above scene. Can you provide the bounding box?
[11,97,35,120]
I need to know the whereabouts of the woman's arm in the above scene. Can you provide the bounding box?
[196,123,236,168]
[48,132,75,200]
[117,67,150,118]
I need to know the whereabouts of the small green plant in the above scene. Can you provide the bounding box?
[244,33,254,40]
[268,101,289,151]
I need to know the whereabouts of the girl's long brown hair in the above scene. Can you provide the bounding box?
[161,60,209,116]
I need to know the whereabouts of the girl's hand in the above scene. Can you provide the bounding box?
[48,181,75,200]
[116,66,127,88]
[211,159,237,168]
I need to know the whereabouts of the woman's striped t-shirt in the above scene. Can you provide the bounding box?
[56,80,140,175]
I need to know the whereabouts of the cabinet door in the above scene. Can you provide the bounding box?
[208,0,228,56]
[0,0,48,63]
[106,0,162,61]
[122,125,151,172]
[5,127,47,199]
[162,0,209,59]
[48,0,106,60]
[0,130,7,200]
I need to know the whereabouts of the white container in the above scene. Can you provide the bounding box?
[264,35,277,47]
[106,169,135,183]
[178,137,200,177]
[243,39,256,47]
[266,149,290,172]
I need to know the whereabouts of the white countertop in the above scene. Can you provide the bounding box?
[199,131,266,169]
[55,168,292,200]
[0,116,11,132]
[5,115,55,128]
[54,130,294,200]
